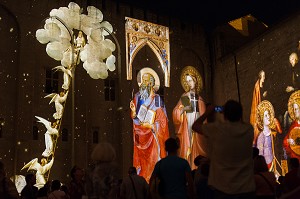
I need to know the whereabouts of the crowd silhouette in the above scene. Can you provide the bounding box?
[1,100,300,199]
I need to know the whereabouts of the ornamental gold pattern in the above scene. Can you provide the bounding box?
[288,90,300,121]
[256,100,276,130]
[180,66,203,94]
[125,17,170,87]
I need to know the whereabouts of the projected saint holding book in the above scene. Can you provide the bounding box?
[172,66,206,169]
[130,69,169,182]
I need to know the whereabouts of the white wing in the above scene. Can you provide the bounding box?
[53,65,72,78]
[35,116,51,130]
[44,93,57,104]
[21,158,39,171]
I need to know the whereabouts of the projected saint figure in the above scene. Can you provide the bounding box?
[286,52,300,93]
[130,68,169,182]
[172,66,206,169]
[283,90,300,161]
[75,30,86,50]
[250,70,267,145]
[256,100,282,174]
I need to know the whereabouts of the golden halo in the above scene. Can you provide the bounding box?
[256,100,276,130]
[180,66,203,94]
[137,67,160,91]
[288,90,300,121]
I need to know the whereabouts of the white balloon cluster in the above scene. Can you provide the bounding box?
[36,2,116,79]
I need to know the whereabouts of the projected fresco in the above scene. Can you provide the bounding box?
[172,66,207,170]
[130,68,169,182]
[250,47,300,176]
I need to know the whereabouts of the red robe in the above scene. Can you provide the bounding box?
[132,93,169,182]
[172,93,206,170]
[283,121,300,161]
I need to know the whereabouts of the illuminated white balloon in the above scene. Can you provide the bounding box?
[106,55,116,71]
[87,6,103,22]
[36,29,50,44]
[46,42,64,60]
[96,21,113,36]
[37,2,115,79]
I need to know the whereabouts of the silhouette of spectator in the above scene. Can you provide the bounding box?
[283,158,300,193]
[275,176,285,199]
[67,166,86,199]
[120,166,148,199]
[21,173,38,199]
[60,185,70,199]
[191,155,205,179]
[192,100,255,199]
[37,181,50,199]
[194,160,213,199]
[149,137,195,199]
[48,180,67,199]
[279,186,300,199]
[0,161,19,199]
[254,155,277,199]
[85,142,119,199]
[253,146,259,159]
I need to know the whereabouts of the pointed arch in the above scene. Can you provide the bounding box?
[125,17,170,87]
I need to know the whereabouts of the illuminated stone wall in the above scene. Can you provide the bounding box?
[213,13,300,170]
[0,0,211,182]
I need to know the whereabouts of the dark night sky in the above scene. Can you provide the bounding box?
[118,0,300,31]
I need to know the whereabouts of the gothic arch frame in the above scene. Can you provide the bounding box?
[125,17,170,87]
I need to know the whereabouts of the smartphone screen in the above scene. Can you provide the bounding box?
[215,106,223,113]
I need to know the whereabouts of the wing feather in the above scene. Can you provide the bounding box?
[35,116,51,130]
[44,93,57,104]
[21,158,38,171]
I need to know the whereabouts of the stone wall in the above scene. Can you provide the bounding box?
[213,12,300,167]
[0,0,211,182]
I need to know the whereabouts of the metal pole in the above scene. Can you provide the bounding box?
[71,68,75,167]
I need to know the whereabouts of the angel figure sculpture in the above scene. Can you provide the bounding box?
[53,66,72,90]
[21,156,54,189]
[45,91,68,120]
[35,116,59,157]
[75,30,86,50]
